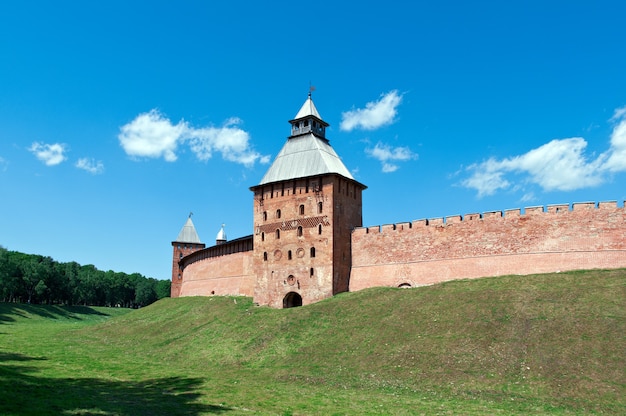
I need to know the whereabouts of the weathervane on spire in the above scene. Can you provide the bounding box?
[189,211,193,218]
[309,82,315,97]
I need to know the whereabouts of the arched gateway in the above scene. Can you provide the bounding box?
[283,292,303,308]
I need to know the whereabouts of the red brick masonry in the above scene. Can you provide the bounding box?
[175,201,626,302]
[350,201,626,291]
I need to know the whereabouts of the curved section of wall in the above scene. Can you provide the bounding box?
[181,235,252,269]
[179,251,254,297]
[350,202,626,291]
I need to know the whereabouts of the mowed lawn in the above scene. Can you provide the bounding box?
[1,269,625,415]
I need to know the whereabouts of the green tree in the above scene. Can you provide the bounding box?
[135,277,157,307]
[76,265,101,306]
[155,279,171,299]
[0,248,162,307]
[63,261,81,305]
[0,247,19,302]
[35,280,48,298]
[21,257,48,304]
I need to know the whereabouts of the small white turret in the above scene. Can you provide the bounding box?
[216,224,227,245]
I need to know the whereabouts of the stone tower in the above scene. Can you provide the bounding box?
[171,214,205,297]
[250,94,367,308]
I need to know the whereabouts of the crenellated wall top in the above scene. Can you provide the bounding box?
[353,200,624,235]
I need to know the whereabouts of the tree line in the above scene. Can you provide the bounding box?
[0,247,170,307]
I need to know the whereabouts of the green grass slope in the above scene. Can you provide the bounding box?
[1,269,625,415]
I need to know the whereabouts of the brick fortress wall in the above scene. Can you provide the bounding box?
[171,242,205,298]
[350,201,626,291]
[251,175,362,308]
[176,236,254,297]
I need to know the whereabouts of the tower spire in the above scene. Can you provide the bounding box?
[216,223,227,245]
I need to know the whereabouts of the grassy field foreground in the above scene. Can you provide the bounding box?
[0,269,625,415]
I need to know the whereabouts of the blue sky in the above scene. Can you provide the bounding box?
[1,1,625,280]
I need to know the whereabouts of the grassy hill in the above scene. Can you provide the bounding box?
[1,269,624,415]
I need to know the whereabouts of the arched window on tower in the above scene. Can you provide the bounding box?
[263,252,268,261]
[276,229,280,239]
[318,224,322,235]
[299,204,305,215]
[276,209,281,219]
[297,226,303,237]
[263,211,267,221]
[318,202,323,213]
[310,247,316,258]
[261,232,265,242]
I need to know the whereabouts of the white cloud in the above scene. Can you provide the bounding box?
[520,192,536,203]
[463,138,605,197]
[461,105,626,197]
[340,90,403,131]
[76,158,104,174]
[118,110,269,166]
[188,118,270,167]
[29,142,67,166]
[118,110,185,162]
[462,106,626,197]
[512,138,605,190]
[366,142,418,173]
[603,106,626,172]
[462,158,512,197]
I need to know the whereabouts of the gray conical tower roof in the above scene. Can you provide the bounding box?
[293,94,324,120]
[257,94,363,187]
[175,215,202,243]
[258,134,354,185]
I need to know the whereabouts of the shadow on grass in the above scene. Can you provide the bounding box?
[0,352,231,415]
[0,303,112,324]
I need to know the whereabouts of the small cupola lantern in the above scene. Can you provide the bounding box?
[216,224,227,245]
[289,92,328,139]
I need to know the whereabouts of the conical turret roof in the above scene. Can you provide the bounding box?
[175,215,202,243]
[258,133,355,185]
[216,224,227,242]
[292,93,324,121]
[256,94,364,188]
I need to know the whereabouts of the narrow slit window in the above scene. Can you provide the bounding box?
[310,247,316,258]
